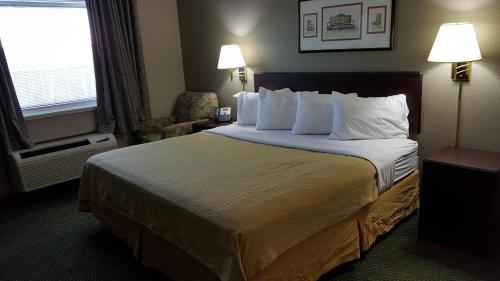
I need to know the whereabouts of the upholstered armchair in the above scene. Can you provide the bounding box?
[137,91,219,143]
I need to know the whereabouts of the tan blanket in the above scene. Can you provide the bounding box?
[79,132,378,280]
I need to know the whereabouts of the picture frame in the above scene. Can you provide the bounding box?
[299,0,395,52]
[367,5,387,34]
[303,13,318,38]
[322,3,363,41]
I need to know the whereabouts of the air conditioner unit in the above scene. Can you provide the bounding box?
[10,133,117,192]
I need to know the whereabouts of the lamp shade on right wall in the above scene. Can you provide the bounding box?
[428,22,482,63]
[427,22,483,147]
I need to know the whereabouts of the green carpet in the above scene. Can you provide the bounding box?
[1,182,499,281]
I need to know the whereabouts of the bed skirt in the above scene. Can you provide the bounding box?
[80,170,419,281]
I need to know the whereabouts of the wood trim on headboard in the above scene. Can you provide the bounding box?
[254,72,423,134]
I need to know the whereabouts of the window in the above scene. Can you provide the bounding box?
[0,0,96,118]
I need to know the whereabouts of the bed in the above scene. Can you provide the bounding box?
[79,72,423,281]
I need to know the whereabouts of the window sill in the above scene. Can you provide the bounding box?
[23,100,97,120]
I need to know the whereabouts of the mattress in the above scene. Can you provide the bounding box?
[209,124,418,192]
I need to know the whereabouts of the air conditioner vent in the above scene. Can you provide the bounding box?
[20,139,91,159]
[10,133,117,192]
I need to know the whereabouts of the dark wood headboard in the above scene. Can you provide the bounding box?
[254,72,423,134]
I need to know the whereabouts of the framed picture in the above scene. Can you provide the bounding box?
[303,13,318,38]
[322,3,362,41]
[299,0,395,52]
[367,5,387,34]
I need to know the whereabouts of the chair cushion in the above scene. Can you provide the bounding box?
[140,133,162,143]
[161,121,198,139]
[175,91,219,123]
[139,117,174,136]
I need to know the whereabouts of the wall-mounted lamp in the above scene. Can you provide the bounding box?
[428,22,482,147]
[217,44,247,90]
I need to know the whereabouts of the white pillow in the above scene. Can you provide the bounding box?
[292,91,357,135]
[329,94,410,140]
[256,87,296,130]
[233,91,259,125]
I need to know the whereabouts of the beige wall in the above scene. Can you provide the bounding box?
[138,0,185,119]
[26,0,185,143]
[177,0,500,157]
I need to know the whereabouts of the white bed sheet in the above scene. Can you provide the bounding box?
[394,148,419,182]
[208,124,418,192]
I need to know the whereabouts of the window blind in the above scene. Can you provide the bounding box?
[0,0,85,8]
[0,1,96,112]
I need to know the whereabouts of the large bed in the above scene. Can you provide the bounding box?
[79,72,423,281]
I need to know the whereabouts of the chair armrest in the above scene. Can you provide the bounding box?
[138,117,175,136]
[160,119,210,139]
[190,119,212,126]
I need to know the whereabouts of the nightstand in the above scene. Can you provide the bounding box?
[191,120,233,133]
[418,146,500,258]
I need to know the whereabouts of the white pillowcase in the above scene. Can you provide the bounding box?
[256,87,297,130]
[329,94,410,140]
[292,91,357,135]
[233,91,259,125]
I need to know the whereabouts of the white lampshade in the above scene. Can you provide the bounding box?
[428,22,482,62]
[217,44,246,69]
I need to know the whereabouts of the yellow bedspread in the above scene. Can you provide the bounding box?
[79,132,378,281]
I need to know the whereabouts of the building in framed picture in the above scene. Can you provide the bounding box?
[322,3,362,41]
[299,0,394,52]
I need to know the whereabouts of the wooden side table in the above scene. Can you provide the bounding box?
[191,120,233,133]
[418,146,500,258]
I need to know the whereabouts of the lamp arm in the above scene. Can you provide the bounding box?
[455,80,463,147]
[238,66,247,91]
